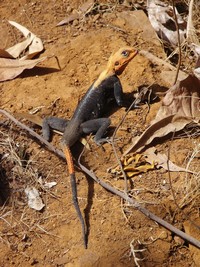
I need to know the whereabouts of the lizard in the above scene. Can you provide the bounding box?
[17,46,138,248]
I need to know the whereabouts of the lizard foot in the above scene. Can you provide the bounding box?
[95,137,112,146]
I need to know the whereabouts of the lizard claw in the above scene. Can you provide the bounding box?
[95,137,112,146]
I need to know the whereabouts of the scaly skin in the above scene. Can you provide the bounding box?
[15,47,138,248]
[60,47,138,248]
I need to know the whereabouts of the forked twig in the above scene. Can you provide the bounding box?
[130,239,146,267]
[1,109,200,249]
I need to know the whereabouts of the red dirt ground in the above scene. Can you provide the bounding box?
[0,1,199,266]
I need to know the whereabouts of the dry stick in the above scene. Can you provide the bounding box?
[0,109,65,159]
[1,109,200,249]
[139,50,187,81]
[78,159,200,249]
[111,97,145,192]
[111,99,137,194]
[172,0,182,85]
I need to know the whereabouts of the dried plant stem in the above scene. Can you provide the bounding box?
[79,160,200,249]
[172,0,182,85]
[1,109,200,249]
[139,50,186,81]
[0,109,64,159]
[111,99,136,194]
[167,134,200,231]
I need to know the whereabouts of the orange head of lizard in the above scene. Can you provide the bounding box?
[108,46,138,75]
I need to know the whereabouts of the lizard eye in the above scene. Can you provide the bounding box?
[121,50,129,57]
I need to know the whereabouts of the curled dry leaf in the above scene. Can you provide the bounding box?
[0,21,46,81]
[0,49,14,59]
[7,20,44,59]
[112,147,193,177]
[6,32,33,59]
[0,56,47,82]
[110,153,155,178]
[147,0,186,46]
[125,74,200,155]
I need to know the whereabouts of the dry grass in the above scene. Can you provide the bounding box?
[0,128,60,247]
[0,0,200,260]
[180,142,200,209]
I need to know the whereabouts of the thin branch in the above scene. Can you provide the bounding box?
[1,109,200,249]
[79,160,200,249]
[139,50,186,81]
[0,109,65,159]
[172,0,182,85]
[111,99,137,194]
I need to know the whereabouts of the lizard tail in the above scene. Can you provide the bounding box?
[63,145,87,249]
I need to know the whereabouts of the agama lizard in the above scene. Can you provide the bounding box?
[19,47,138,248]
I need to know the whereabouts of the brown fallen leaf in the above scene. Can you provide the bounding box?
[113,147,194,176]
[56,12,80,26]
[155,75,200,121]
[57,0,94,26]
[0,49,14,59]
[147,0,186,46]
[124,74,200,155]
[0,56,47,82]
[145,147,195,173]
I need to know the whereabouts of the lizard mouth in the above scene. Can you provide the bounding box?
[127,49,138,61]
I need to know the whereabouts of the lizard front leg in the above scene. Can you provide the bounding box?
[81,118,111,145]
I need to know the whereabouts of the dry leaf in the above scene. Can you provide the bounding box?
[124,74,200,155]
[145,147,194,173]
[155,75,200,121]
[7,20,43,59]
[113,147,194,177]
[147,0,186,46]
[111,153,155,178]
[0,49,14,59]
[6,32,32,58]
[0,56,47,81]
[57,12,80,26]
[194,56,200,79]
[57,0,94,26]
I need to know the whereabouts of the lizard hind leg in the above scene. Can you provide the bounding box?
[42,117,69,141]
